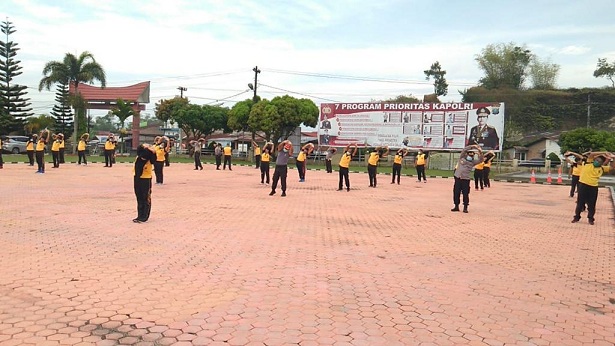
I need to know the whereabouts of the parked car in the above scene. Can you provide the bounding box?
[518,158,558,168]
[1,135,29,154]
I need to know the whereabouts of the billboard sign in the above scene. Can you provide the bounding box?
[318,102,505,151]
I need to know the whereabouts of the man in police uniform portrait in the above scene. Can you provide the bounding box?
[467,107,499,150]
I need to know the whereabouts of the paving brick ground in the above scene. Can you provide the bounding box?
[0,161,614,346]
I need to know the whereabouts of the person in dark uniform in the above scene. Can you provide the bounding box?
[269,140,293,197]
[104,134,117,167]
[391,149,408,184]
[35,129,49,174]
[133,144,157,223]
[468,107,499,150]
[320,118,332,129]
[57,133,65,164]
[214,143,222,170]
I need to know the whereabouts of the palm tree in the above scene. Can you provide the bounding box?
[111,98,136,153]
[38,51,106,152]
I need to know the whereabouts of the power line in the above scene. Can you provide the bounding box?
[264,68,477,87]
[258,83,341,102]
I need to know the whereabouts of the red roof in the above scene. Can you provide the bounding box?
[69,81,150,103]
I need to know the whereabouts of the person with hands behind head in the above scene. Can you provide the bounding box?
[190,136,205,170]
[260,142,273,184]
[337,143,358,192]
[482,151,495,188]
[133,144,157,223]
[252,140,262,169]
[296,143,315,182]
[452,144,483,213]
[391,148,408,185]
[325,147,337,173]
[367,145,389,188]
[564,151,585,198]
[269,140,293,197]
[571,151,615,225]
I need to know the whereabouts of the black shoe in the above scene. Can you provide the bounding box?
[337,188,343,191]
[132,218,142,223]
[200,167,203,170]
[391,182,395,184]
[346,188,350,192]
[281,192,286,197]
[451,207,460,212]
[589,220,595,225]
[269,191,276,196]
[571,218,580,223]
[463,208,468,213]
[194,168,199,170]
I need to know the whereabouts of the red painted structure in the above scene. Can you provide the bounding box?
[69,81,150,150]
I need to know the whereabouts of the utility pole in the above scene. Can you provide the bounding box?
[178,86,187,98]
[252,66,261,102]
[586,93,591,128]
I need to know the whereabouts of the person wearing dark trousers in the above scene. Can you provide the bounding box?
[482,151,495,188]
[58,133,65,164]
[337,143,357,192]
[223,143,232,170]
[133,144,156,223]
[367,146,389,188]
[164,139,171,167]
[270,140,293,197]
[190,137,204,170]
[35,129,49,173]
[572,152,614,225]
[296,143,315,182]
[104,134,116,167]
[260,142,272,184]
[78,133,89,165]
[452,145,483,213]
[325,147,337,173]
[26,134,36,166]
[51,135,61,168]
[391,149,408,184]
[565,151,584,198]
[415,149,428,183]
[214,143,222,170]
[153,136,166,184]
[473,160,484,190]
[252,140,261,169]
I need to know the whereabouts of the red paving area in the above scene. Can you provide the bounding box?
[0,161,614,345]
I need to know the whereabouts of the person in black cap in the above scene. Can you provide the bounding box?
[467,107,499,150]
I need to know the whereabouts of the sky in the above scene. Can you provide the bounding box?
[3,0,615,119]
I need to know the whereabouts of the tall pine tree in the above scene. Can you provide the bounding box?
[50,81,73,136]
[0,19,32,134]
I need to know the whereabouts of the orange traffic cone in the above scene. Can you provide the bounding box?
[530,169,536,183]
[557,166,563,184]
[546,170,552,184]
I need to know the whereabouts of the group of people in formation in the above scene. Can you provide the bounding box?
[564,150,615,225]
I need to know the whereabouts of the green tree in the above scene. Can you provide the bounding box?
[23,114,56,135]
[559,128,615,154]
[228,99,254,133]
[39,51,106,151]
[593,58,615,88]
[174,103,229,145]
[248,95,318,147]
[0,19,33,133]
[529,57,560,90]
[423,61,449,96]
[475,42,532,90]
[92,111,117,133]
[110,98,136,153]
[154,96,189,125]
[50,81,73,136]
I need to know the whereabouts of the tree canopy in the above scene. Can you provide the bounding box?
[475,43,532,90]
[559,128,615,153]
[424,61,449,96]
[593,58,615,88]
[174,103,229,141]
[247,95,318,145]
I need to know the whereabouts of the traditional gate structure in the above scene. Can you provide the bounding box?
[69,81,150,150]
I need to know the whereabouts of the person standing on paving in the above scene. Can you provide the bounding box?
[133,144,157,223]
[571,151,614,225]
[391,149,408,185]
[270,140,293,197]
[223,143,233,170]
[337,143,358,192]
[452,144,483,213]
